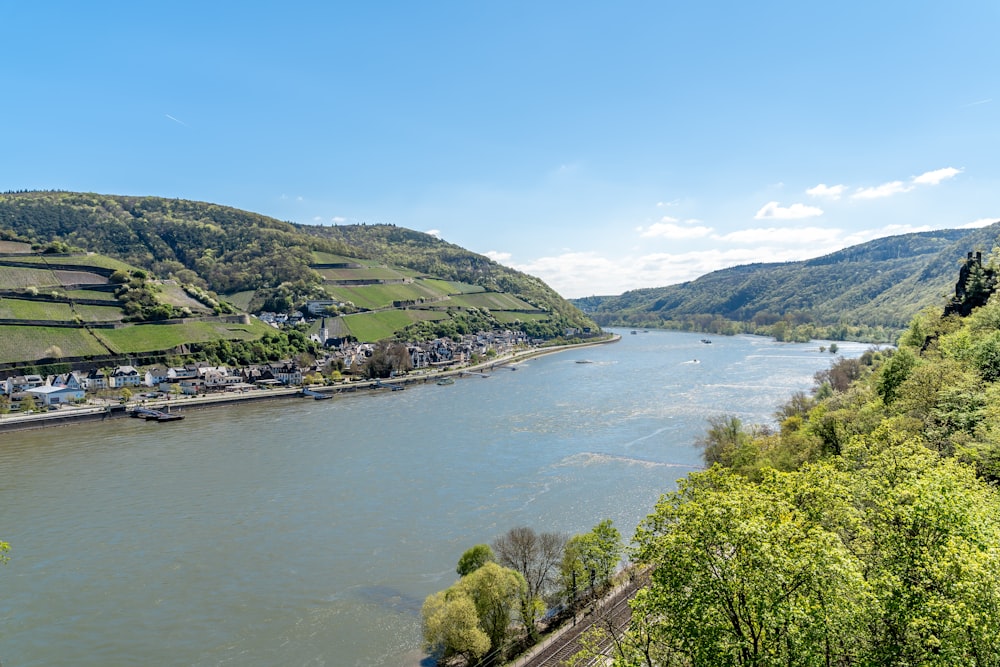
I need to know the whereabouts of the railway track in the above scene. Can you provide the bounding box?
[513,570,649,667]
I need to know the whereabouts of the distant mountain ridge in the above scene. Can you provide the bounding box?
[574,225,1000,341]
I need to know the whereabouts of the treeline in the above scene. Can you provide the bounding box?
[422,521,623,666]
[604,312,898,344]
[580,261,1000,665]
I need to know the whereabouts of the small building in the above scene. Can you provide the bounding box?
[3,374,45,396]
[83,369,109,391]
[50,371,85,391]
[27,385,85,406]
[144,367,169,387]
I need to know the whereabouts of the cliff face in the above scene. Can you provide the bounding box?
[945,251,998,318]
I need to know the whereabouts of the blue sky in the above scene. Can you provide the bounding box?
[4,2,999,298]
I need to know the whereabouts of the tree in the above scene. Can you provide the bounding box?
[422,562,525,666]
[491,527,566,639]
[109,269,130,284]
[457,544,494,576]
[626,465,869,667]
[561,520,622,603]
[697,415,759,469]
[876,347,917,404]
[461,562,526,661]
[491,526,566,602]
[364,341,413,379]
[120,387,133,404]
[422,589,490,664]
[20,393,36,413]
[843,432,1000,665]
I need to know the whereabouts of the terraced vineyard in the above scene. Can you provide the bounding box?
[234,252,563,342]
[0,325,110,363]
[0,251,271,368]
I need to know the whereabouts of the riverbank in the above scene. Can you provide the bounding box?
[0,335,620,434]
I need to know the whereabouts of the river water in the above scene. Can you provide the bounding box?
[0,331,869,666]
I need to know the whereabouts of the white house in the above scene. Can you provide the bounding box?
[3,374,45,396]
[27,385,85,406]
[167,366,198,381]
[50,371,85,391]
[83,369,108,391]
[144,367,169,387]
[110,365,142,388]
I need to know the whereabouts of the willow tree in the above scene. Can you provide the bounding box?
[422,561,525,666]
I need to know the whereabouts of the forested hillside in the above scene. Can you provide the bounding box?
[576,225,1000,342]
[579,256,1000,666]
[0,191,597,342]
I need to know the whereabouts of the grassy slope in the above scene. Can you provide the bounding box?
[342,310,447,341]
[93,319,271,354]
[0,326,110,363]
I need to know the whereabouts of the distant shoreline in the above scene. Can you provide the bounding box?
[0,335,620,434]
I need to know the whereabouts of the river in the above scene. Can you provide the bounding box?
[0,330,870,666]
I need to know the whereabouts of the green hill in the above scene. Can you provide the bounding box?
[0,191,599,368]
[575,225,1000,341]
[0,244,269,369]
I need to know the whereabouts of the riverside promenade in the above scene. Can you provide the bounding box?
[0,335,620,433]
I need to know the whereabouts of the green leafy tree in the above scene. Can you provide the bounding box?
[876,347,917,404]
[561,519,622,603]
[422,561,525,666]
[627,465,868,667]
[457,544,494,576]
[422,589,490,664]
[848,431,1000,664]
[20,394,36,412]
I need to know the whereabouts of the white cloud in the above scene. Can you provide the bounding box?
[839,223,934,247]
[425,228,442,238]
[331,216,346,224]
[715,226,842,246]
[503,243,847,299]
[851,181,912,200]
[754,201,824,220]
[638,217,713,239]
[485,250,512,263]
[912,167,962,186]
[958,217,999,229]
[806,183,847,199]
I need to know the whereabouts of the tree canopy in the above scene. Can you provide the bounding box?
[587,260,1000,666]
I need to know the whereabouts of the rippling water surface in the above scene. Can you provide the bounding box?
[0,331,869,666]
